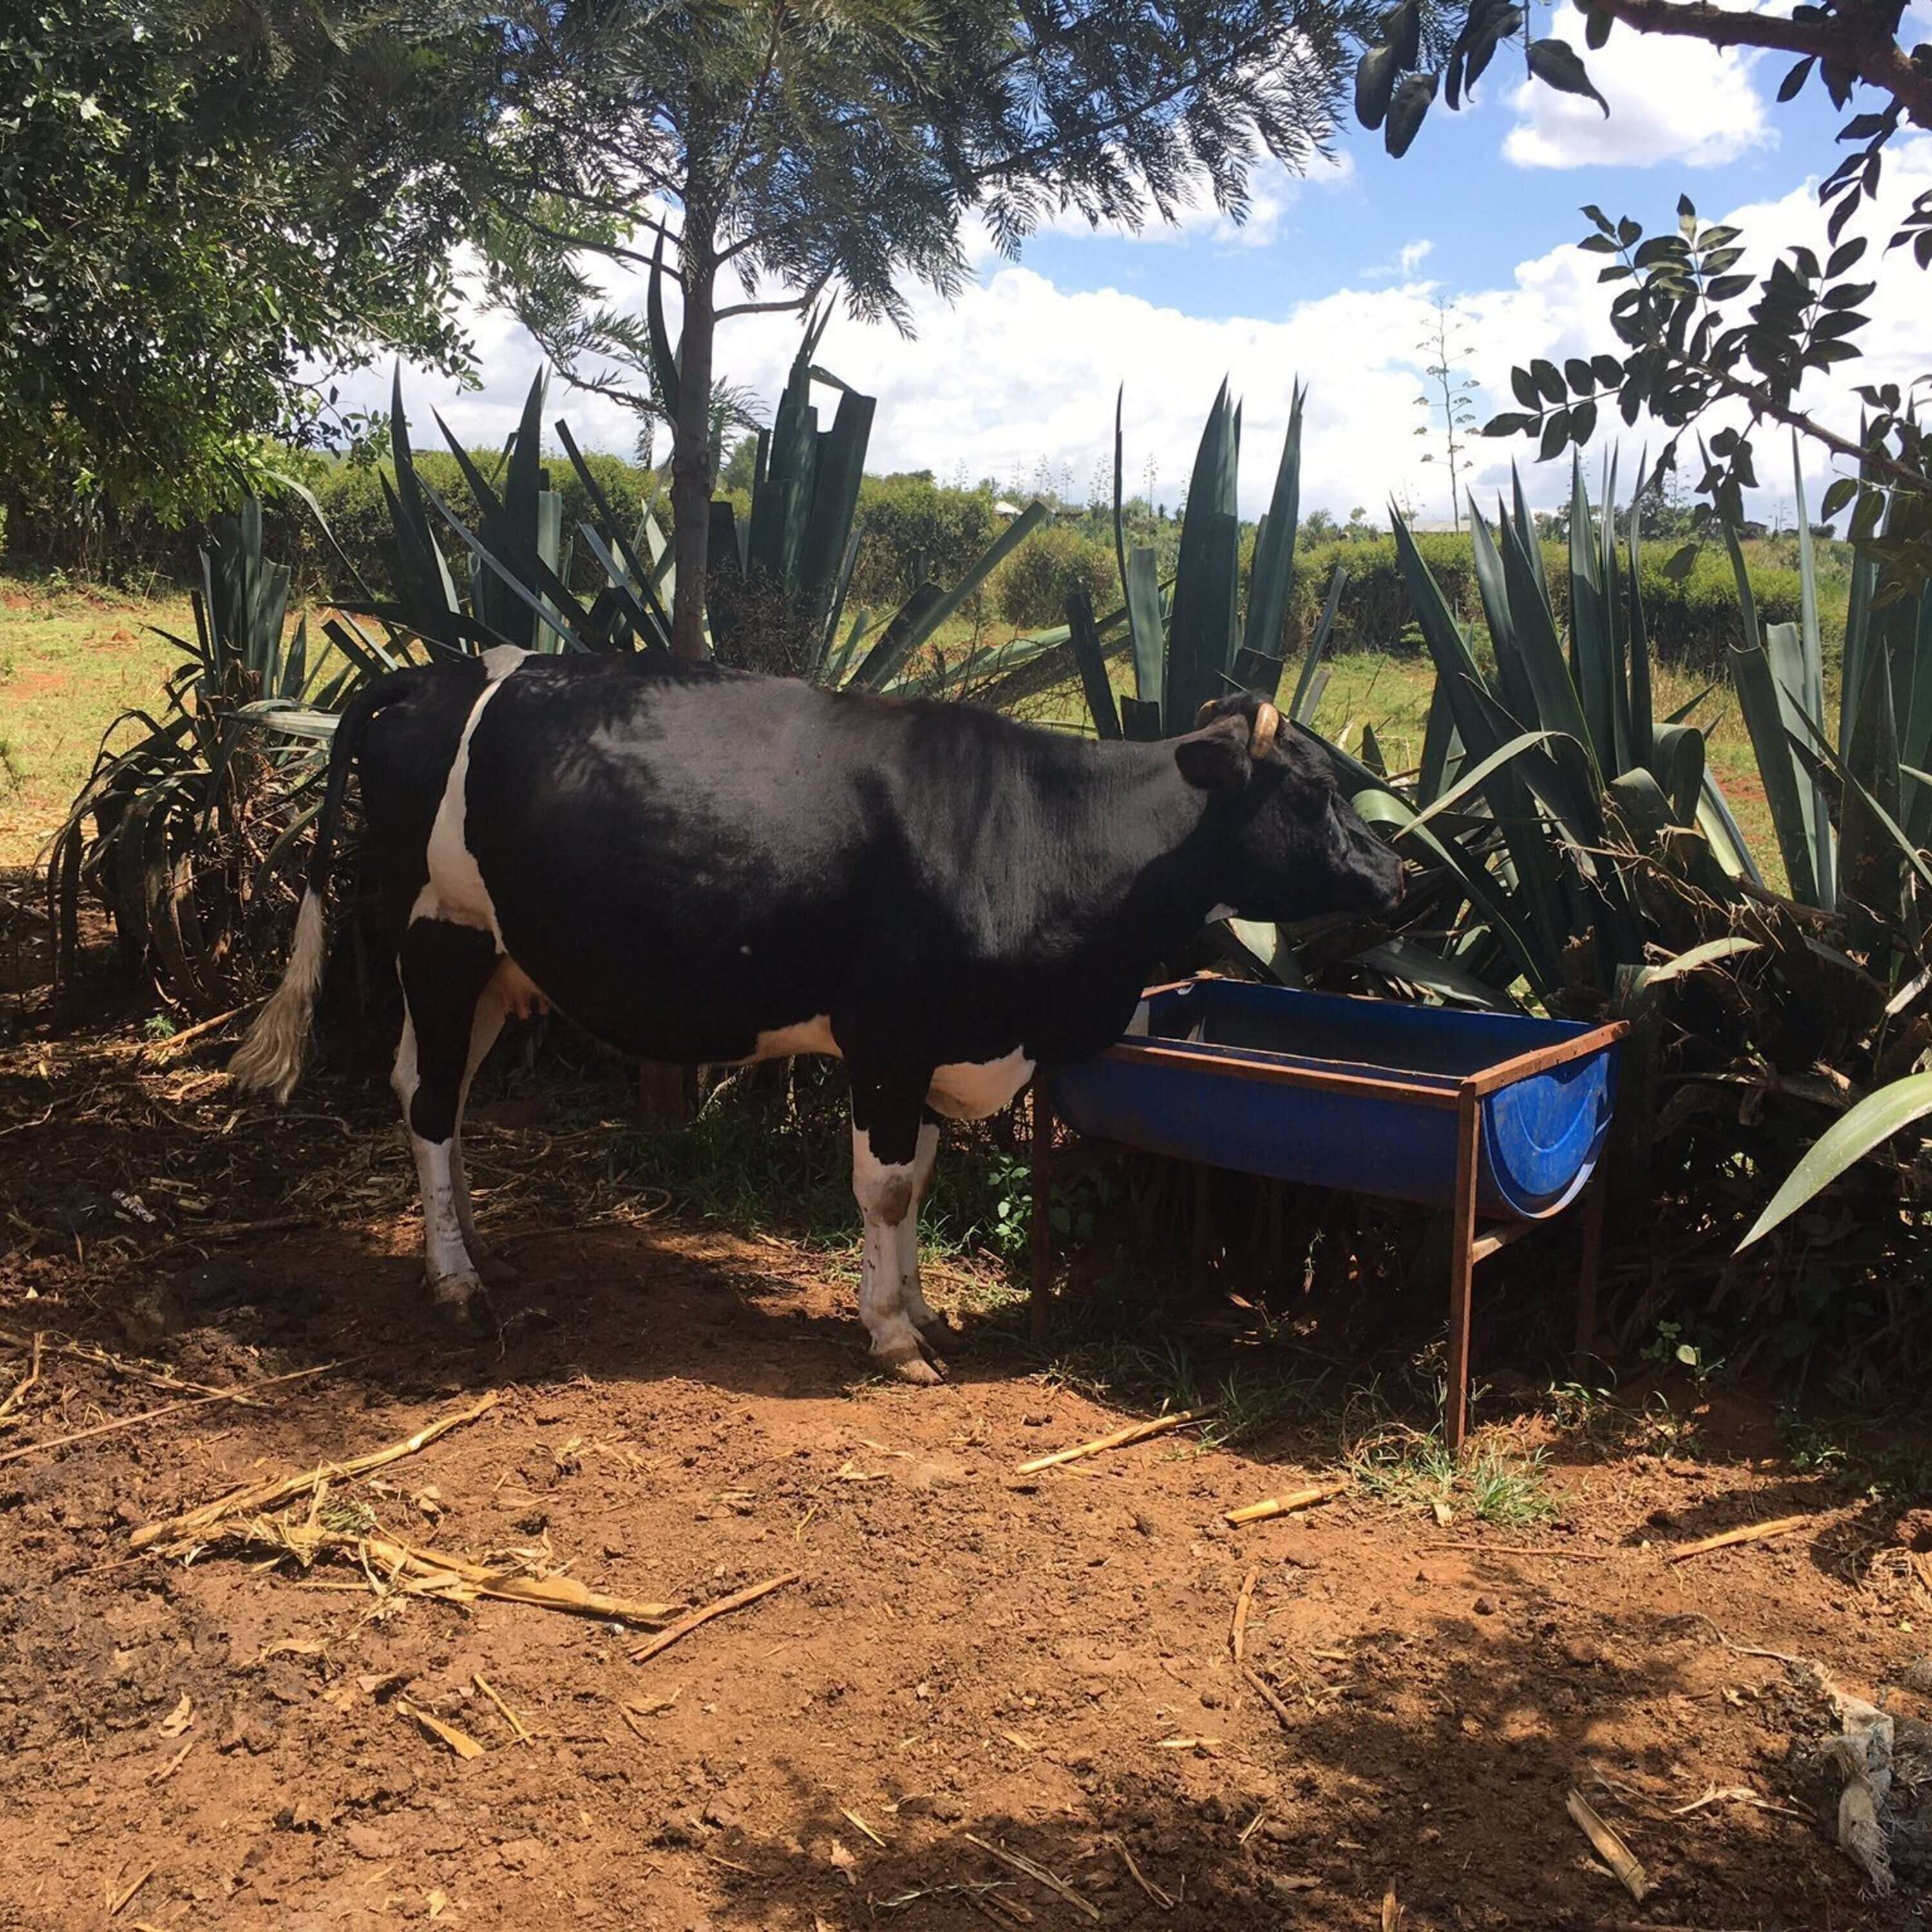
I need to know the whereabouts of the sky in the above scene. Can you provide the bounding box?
[338,5,1932,527]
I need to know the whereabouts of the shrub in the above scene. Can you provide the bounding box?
[1285,532,1831,672]
[849,473,1003,607]
[267,448,661,601]
[996,524,1117,628]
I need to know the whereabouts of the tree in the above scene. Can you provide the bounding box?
[484,0,1365,659]
[0,1,486,564]
[1414,296,1478,530]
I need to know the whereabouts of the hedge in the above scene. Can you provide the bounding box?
[996,524,1117,627]
[1284,532,1837,674]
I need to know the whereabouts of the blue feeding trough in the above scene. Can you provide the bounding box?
[1034,978,1626,1449]
[1048,980,1620,1221]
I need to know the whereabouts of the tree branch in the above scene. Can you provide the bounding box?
[1597,0,1932,128]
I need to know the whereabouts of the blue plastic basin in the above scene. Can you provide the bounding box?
[1046,980,1619,1221]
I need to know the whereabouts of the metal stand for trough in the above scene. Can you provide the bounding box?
[1030,1019,1624,1455]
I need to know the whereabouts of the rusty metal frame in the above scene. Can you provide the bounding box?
[1030,992,1627,1454]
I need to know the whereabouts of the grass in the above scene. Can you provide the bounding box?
[0,574,187,866]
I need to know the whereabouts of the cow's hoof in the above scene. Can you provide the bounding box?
[875,1341,947,1386]
[426,1272,490,1329]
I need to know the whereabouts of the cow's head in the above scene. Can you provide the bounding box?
[1178,694,1403,922]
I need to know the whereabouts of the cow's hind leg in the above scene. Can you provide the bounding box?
[449,975,515,1283]
[394,918,501,1323]
[849,1067,945,1385]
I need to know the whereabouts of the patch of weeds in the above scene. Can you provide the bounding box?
[1341,1387,1553,1526]
[1200,1363,1329,1450]
[1043,1336,1203,1414]
[1779,1410,1850,1477]
[142,1012,178,1041]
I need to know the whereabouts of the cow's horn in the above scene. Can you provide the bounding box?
[1251,701,1280,756]
[1195,700,1217,729]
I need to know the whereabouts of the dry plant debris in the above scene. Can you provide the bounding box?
[131,1389,500,1549]
[961,1832,1101,1922]
[1665,1513,1813,1563]
[1224,1480,1348,1527]
[1013,1407,1208,1475]
[395,1696,486,1761]
[1566,1788,1651,1902]
[629,1570,799,1663]
[0,1359,340,1468]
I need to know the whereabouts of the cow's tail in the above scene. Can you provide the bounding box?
[231,670,419,1103]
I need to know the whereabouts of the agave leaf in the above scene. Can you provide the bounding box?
[1351,784,1557,996]
[415,473,589,652]
[1066,588,1121,738]
[1354,936,1520,1008]
[1724,519,1824,907]
[1648,722,1705,826]
[1839,640,1904,954]
[1166,383,1242,732]
[1287,566,1348,725]
[1628,935,1763,996]
[1125,547,1166,715]
[1406,730,1580,833]
[1626,493,1654,770]
[1567,455,1620,773]
[1738,1071,1932,1249]
[1241,383,1304,663]
[1494,511,1594,770]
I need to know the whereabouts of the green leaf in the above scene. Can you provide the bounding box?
[1738,1073,1932,1250]
[1527,39,1608,114]
[1383,71,1437,158]
[1065,588,1121,739]
[1166,383,1242,732]
[1241,383,1304,664]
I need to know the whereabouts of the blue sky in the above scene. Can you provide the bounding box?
[352,8,1932,527]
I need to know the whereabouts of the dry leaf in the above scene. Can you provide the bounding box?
[1382,1881,1403,1931]
[427,1889,449,1920]
[156,1694,193,1738]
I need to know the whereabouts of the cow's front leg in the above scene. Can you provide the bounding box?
[849,1070,945,1385]
[898,1113,950,1341]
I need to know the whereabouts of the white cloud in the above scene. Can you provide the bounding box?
[1364,238,1435,282]
[1504,3,1773,170]
[334,135,1932,533]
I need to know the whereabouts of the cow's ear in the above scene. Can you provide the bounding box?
[1175,717,1252,792]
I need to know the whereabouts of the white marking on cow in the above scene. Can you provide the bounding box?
[752,1015,841,1060]
[451,978,511,1280]
[927,1046,1035,1122]
[851,1124,942,1383]
[391,1014,480,1302]
[1206,903,1238,923]
[410,663,524,938]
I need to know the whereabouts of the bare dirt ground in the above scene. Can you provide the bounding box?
[3,927,1929,1929]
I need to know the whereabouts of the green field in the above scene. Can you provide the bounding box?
[0,578,189,866]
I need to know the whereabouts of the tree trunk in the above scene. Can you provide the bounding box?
[668,242,717,663]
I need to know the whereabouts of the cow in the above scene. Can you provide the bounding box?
[231,649,1402,1380]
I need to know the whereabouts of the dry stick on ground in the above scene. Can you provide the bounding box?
[0,1360,343,1470]
[961,1833,1101,1922]
[1014,1408,1210,1475]
[106,1862,155,1918]
[1417,1541,1611,1561]
[1666,1515,1814,1564]
[141,1001,258,1063]
[1243,1665,1299,1730]
[473,1674,532,1742]
[1566,1789,1651,1902]
[629,1571,799,1663]
[131,1389,499,1549]
[0,1331,44,1428]
[1102,1832,1175,1910]
[1230,1566,1259,1665]
[1225,1481,1349,1528]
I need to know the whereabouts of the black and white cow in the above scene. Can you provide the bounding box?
[231,649,1401,1379]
